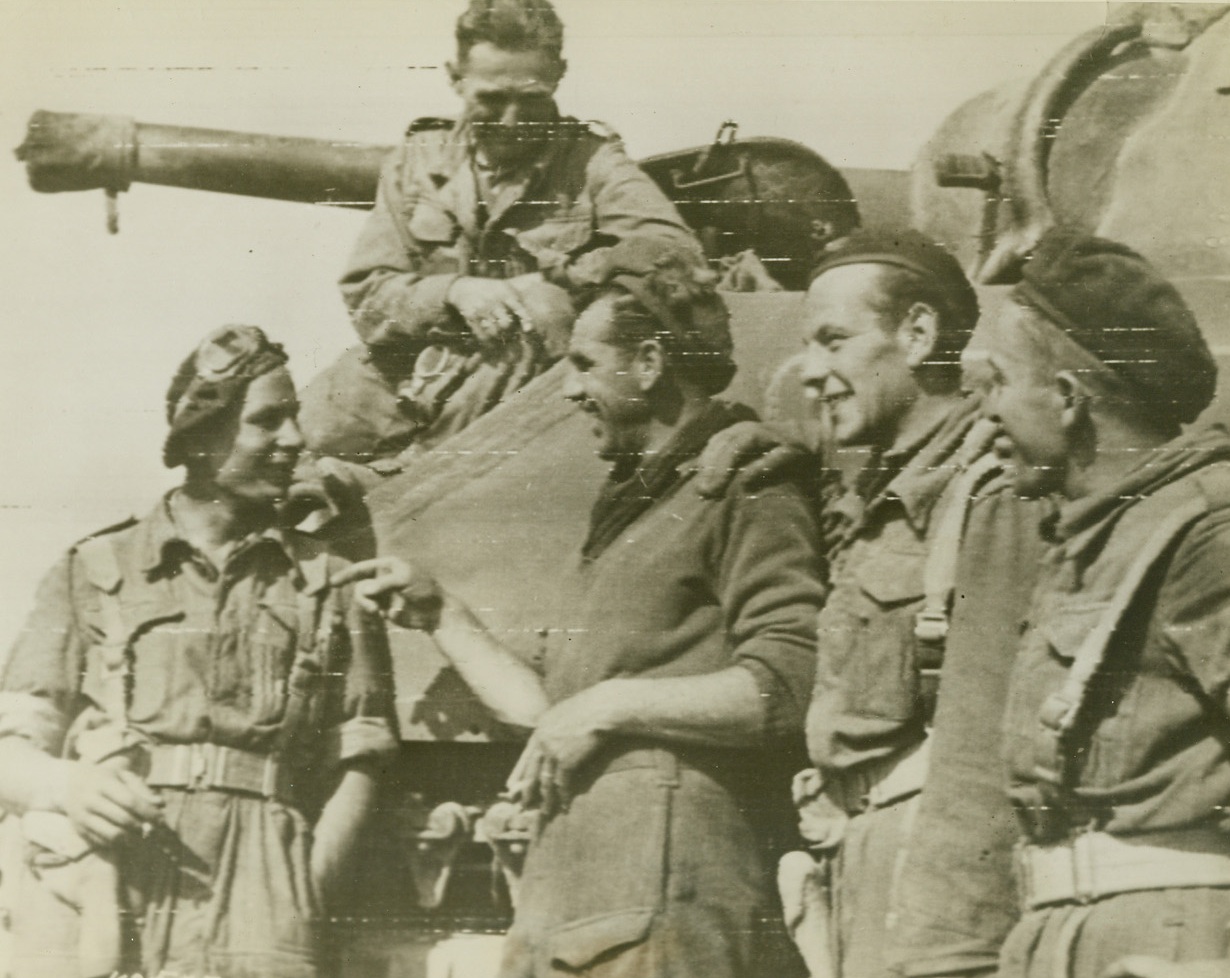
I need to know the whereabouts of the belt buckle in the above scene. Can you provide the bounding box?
[188,743,221,790]
[1071,829,1099,904]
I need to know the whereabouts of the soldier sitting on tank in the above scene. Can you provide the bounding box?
[334,236,832,978]
[298,0,700,464]
[0,325,399,978]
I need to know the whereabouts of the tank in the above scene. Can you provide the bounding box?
[11,8,1229,970]
[912,2,1230,396]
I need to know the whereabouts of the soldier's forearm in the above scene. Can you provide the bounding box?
[0,738,72,814]
[431,594,550,730]
[593,667,767,749]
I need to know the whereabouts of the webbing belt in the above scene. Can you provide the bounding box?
[1018,830,1230,908]
[144,743,294,803]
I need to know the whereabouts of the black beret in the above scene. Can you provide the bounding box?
[1013,227,1216,425]
[163,325,289,468]
[809,226,979,333]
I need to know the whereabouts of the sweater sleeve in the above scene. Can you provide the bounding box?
[716,482,828,738]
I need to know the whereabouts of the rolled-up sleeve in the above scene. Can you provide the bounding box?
[339,145,461,351]
[557,139,702,290]
[0,555,87,754]
[328,584,400,764]
[717,483,829,738]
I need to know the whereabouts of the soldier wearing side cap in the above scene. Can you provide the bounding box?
[298,0,699,464]
[964,228,1230,978]
[0,326,398,978]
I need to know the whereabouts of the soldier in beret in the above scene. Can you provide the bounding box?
[964,228,1230,978]
[0,326,398,978]
[695,226,1047,978]
[298,0,699,464]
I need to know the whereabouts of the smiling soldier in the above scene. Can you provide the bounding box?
[299,0,699,464]
[966,229,1230,978]
[691,228,1045,978]
[0,326,398,978]
[336,237,830,978]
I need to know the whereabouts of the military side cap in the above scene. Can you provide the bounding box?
[1014,227,1216,425]
[809,226,979,332]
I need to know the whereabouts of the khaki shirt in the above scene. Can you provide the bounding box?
[0,495,398,773]
[340,117,698,354]
[1004,425,1230,840]
[807,399,991,784]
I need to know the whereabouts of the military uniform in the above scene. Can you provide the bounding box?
[299,116,698,461]
[802,400,1011,978]
[0,497,398,978]
[501,402,829,978]
[998,426,1230,977]
[886,482,1047,977]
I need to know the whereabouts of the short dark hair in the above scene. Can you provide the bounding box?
[455,0,565,64]
[601,267,736,397]
[869,264,977,378]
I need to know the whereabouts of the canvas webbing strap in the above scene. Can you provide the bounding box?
[1031,496,1209,791]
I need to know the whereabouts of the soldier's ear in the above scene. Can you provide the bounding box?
[900,302,940,369]
[446,60,464,89]
[633,339,665,393]
[554,58,569,82]
[1055,370,1092,428]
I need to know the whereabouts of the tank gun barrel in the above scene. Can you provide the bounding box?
[15,110,391,209]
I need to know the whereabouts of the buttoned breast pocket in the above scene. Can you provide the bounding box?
[83,600,185,730]
[251,599,303,723]
[513,205,594,270]
[828,548,927,723]
[1039,598,1140,780]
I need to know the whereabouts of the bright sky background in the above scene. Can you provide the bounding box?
[0,0,1108,642]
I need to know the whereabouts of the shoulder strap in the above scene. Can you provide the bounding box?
[915,420,1004,645]
[74,535,130,722]
[1032,495,1210,789]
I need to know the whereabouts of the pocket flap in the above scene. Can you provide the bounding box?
[549,908,655,970]
[1043,601,1110,662]
[853,548,925,606]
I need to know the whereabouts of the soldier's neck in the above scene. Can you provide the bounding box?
[1059,414,1175,502]
[885,389,965,457]
[171,484,273,561]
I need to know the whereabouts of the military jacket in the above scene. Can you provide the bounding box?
[339,116,697,353]
[1004,425,1230,840]
[0,495,398,775]
[807,399,996,782]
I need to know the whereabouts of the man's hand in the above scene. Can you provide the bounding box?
[331,556,443,632]
[506,685,616,816]
[693,420,811,498]
[1104,959,1230,978]
[52,760,164,848]
[447,277,533,349]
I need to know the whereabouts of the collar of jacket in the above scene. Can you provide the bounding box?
[426,116,579,189]
[860,396,982,537]
[1050,423,1230,559]
[135,492,328,593]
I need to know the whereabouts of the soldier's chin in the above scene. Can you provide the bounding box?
[1012,464,1060,499]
